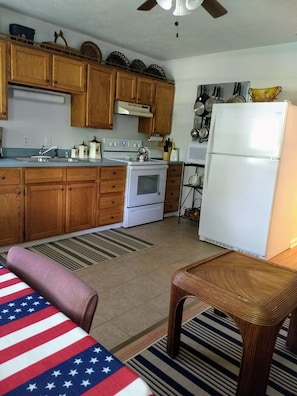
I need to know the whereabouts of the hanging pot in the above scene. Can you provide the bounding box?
[194,85,209,117]
[198,125,209,142]
[190,128,199,140]
[205,86,218,112]
[226,82,238,103]
[234,82,246,103]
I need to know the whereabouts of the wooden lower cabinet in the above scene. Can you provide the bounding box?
[65,182,96,232]
[0,168,23,246]
[1,165,126,245]
[164,164,182,213]
[24,168,65,241]
[25,183,64,241]
[98,166,126,226]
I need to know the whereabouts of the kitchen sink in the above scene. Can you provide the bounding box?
[15,156,79,163]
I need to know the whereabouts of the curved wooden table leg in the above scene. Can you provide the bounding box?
[286,307,297,353]
[231,315,284,396]
[167,283,193,358]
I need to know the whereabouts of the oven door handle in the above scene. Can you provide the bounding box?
[129,164,168,171]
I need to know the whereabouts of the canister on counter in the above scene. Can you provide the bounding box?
[79,141,88,159]
[71,145,78,159]
[89,136,101,159]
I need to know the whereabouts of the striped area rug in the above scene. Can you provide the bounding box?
[126,308,297,396]
[0,229,153,271]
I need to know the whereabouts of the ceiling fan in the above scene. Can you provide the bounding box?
[137,0,227,18]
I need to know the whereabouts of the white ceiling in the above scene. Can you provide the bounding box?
[1,0,297,61]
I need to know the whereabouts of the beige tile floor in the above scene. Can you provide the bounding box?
[75,216,224,350]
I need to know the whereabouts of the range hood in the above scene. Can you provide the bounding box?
[114,100,153,118]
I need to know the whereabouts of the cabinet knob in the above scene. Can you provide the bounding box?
[0,175,5,179]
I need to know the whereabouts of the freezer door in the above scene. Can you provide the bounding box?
[199,153,279,257]
[209,103,288,158]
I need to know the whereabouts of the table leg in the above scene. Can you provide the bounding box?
[167,283,191,358]
[286,308,297,353]
[230,316,284,396]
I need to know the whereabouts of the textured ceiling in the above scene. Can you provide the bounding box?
[1,0,297,61]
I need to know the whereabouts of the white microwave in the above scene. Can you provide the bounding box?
[186,141,207,165]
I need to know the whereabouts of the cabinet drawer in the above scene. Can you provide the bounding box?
[167,164,182,177]
[100,180,125,193]
[100,166,126,180]
[166,176,181,189]
[99,193,124,209]
[165,188,180,201]
[97,207,123,226]
[164,201,179,213]
[66,167,97,181]
[24,168,64,183]
[0,168,21,185]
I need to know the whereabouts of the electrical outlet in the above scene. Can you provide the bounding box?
[45,136,52,146]
[23,136,29,146]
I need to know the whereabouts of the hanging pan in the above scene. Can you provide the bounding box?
[194,85,209,117]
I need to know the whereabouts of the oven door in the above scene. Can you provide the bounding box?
[126,164,168,207]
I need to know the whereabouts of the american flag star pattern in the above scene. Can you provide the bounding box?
[0,264,154,395]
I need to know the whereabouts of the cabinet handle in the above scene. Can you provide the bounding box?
[0,175,5,179]
[112,201,115,204]
[113,172,117,175]
[112,185,116,188]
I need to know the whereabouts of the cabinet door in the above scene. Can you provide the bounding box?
[138,81,175,135]
[52,55,86,93]
[116,71,137,102]
[0,40,7,119]
[137,76,155,106]
[65,182,96,232]
[25,184,64,241]
[9,44,51,87]
[71,64,115,129]
[0,186,23,246]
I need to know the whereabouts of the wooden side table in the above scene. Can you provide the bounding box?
[167,250,297,396]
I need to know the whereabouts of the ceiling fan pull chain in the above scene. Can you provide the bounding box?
[175,18,179,37]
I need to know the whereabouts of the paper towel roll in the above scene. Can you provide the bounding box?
[148,136,163,142]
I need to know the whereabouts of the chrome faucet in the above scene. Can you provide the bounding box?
[39,145,58,156]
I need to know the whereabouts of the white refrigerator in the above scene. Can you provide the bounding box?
[199,102,297,259]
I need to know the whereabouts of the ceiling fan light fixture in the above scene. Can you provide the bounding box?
[156,0,173,10]
[185,0,204,11]
[173,0,191,16]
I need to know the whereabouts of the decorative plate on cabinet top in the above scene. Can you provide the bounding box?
[80,41,102,61]
[130,59,146,72]
[106,51,129,68]
[145,64,166,79]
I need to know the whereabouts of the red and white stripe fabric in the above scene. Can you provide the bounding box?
[0,265,154,395]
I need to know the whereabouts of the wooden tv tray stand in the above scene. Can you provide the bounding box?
[167,250,297,396]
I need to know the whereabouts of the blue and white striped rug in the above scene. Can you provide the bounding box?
[0,229,153,271]
[126,308,297,396]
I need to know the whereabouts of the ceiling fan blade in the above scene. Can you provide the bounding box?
[201,0,227,18]
[137,0,158,11]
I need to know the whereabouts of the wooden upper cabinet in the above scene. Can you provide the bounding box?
[71,63,116,129]
[116,71,155,106]
[52,55,85,93]
[9,43,85,93]
[0,40,8,119]
[138,81,175,136]
[9,44,51,87]
[137,76,156,106]
[116,71,136,102]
